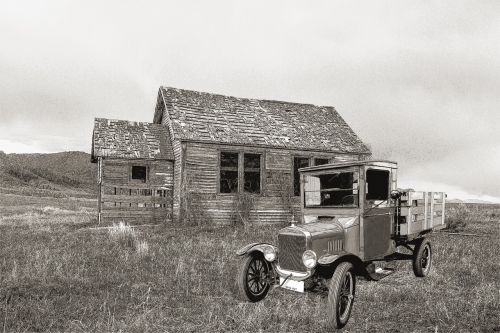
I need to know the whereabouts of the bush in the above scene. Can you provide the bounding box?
[445,204,470,232]
[109,222,137,248]
[108,222,151,259]
[231,192,255,226]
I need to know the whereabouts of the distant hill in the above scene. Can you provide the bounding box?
[0,151,96,196]
[447,198,498,205]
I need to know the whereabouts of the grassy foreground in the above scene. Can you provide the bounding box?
[0,193,499,332]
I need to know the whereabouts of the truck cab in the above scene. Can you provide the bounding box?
[300,160,398,261]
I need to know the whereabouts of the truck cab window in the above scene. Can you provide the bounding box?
[304,171,358,207]
[366,169,389,201]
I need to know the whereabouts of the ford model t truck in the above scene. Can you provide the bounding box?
[236,160,446,329]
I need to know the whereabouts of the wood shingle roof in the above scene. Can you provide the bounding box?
[91,118,173,161]
[157,87,370,154]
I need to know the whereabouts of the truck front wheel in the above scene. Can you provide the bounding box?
[326,262,356,329]
[237,254,271,302]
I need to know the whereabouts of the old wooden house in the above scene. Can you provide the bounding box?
[91,87,371,225]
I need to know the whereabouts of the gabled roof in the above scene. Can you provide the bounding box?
[154,87,370,154]
[91,118,173,162]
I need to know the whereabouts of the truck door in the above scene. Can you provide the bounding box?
[363,168,392,260]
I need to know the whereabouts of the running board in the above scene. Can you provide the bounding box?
[366,267,396,281]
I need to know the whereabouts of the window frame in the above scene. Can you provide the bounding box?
[219,151,240,193]
[130,164,148,183]
[217,149,264,195]
[243,153,262,194]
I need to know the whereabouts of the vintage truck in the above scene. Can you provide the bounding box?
[236,160,446,329]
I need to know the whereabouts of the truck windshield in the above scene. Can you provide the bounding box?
[304,171,359,208]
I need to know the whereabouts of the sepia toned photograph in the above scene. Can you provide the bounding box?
[0,1,498,332]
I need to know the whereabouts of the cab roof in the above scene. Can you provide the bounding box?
[299,160,397,173]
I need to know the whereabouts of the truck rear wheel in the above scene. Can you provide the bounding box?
[326,262,356,329]
[237,254,271,302]
[412,239,432,277]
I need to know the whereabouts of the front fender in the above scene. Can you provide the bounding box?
[317,251,358,265]
[318,251,367,276]
[236,243,276,256]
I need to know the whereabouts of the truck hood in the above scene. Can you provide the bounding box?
[282,216,358,240]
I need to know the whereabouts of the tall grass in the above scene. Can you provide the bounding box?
[109,222,151,258]
[0,199,498,332]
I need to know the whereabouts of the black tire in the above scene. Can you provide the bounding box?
[237,254,271,302]
[326,262,356,329]
[412,239,432,277]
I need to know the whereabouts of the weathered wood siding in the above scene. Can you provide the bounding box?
[98,158,174,224]
[171,140,182,223]
[181,142,364,225]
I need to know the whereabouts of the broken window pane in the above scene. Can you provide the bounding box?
[244,153,261,193]
[131,166,147,182]
[220,152,239,193]
[294,157,310,196]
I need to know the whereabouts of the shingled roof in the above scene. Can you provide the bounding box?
[91,118,173,161]
[155,87,370,154]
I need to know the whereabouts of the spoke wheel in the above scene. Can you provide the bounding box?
[413,239,432,277]
[326,262,356,329]
[237,254,271,302]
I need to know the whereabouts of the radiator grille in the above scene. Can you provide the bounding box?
[278,232,307,272]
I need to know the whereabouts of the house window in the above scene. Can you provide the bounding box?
[293,157,310,196]
[219,151,262,194]
[314,158,330,166]
[131,166,147,182]
[220,152,239,193]
[244,153,261,193]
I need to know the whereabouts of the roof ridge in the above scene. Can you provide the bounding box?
[161,86,330,108]
[94,117,161,126]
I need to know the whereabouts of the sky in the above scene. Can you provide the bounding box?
[0,0,499,202]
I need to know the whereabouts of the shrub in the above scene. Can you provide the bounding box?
[231,192,255,227]
[108,222,137,248]
[445,204,470,232]
[108,222,151,259]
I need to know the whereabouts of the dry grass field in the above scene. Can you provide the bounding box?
[0,192,498,332]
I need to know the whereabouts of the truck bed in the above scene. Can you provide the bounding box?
[396,191,446,236]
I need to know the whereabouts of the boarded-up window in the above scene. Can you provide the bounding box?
[294,157,310,196]
[220,152,239,193]
[131,166,147,182]
[314,158,329,166]
[244,153,261,193]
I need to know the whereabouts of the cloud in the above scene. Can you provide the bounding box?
[0,0,499,200]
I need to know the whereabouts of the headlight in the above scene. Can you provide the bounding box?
[263,246,277,262]
[302,250,317,269]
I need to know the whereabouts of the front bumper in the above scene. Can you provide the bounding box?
[274,263,313,281]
